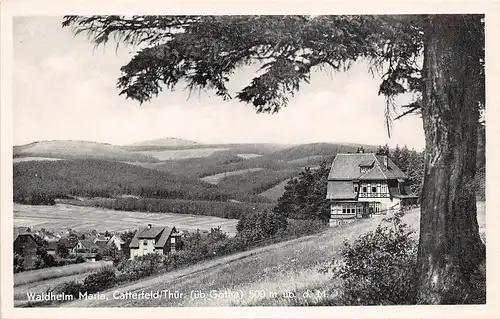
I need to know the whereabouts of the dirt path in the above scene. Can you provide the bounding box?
[60,212,399,307]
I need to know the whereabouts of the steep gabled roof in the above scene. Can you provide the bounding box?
[328,153,407,181]
[326,181,357,200]
[155,227,177,248]
[129,226,176,249]
[13,227,36,243]
[137,227,164,239]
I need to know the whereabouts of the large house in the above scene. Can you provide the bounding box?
[326,148,418,226]
[129,224,182,260]
[13,227,39,270]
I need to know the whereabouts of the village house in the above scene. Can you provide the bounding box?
[129,224,182,260]
[107,234,125,251]
[13,227,39,270]
[60,237,81,254]
[326,148,418,227]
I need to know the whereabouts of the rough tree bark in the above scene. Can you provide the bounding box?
[416,15,486,304]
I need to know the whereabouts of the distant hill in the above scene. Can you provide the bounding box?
[13,140,158,163]
[122,142,293,153]
[268,142,378,162]
[13,159,267,205]
[127,137,200,148]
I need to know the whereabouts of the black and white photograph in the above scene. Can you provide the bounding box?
[1,2,498,317]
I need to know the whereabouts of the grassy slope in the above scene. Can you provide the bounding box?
[14,141,158,163]
[259,178,293,201]
[215,169,298,196]
[14,261,113,287]
[61,202,485,307]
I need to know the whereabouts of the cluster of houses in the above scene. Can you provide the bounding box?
[13,224,183,271]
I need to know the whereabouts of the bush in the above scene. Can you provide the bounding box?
[75,256,85,264]
[324,213,418,305]
[116,254,166,282]
[237,210,287,241]
[83,266,116,293]
[14,253,24,273]
[53,280,85,299]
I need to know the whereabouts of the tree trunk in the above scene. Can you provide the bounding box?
[416,15,485,304]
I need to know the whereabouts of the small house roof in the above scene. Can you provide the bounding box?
[60,238,80,249]
[109,235,125,244]
[94,240,108,248]
[47,241,59,250]
[79,239,99,250]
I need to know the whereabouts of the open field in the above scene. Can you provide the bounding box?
[200,168,264,185]
[237,153,262,159]
[135,148,231,160]
[13,157,63,163]
[259,178,291,201]
[62,201,485,307]
[14,203,238,236]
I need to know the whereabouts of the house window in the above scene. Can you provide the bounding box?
[170,237,176,243]
[354,184,358,192]
[372,186,377,193]
[381,184,387,194]
[143,240,148,245]
[362,186,367,193]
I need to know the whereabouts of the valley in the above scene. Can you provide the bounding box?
[13,203,239,236]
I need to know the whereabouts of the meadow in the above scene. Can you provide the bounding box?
[14,260,113,287]
[259,178,292,201]
[136,148,231,160]
[13,203,239,236]
[200,168,264,185]
[63,202,486,307]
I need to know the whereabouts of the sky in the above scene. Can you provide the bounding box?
[13,16,425,150]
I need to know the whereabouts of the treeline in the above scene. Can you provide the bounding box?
[273,162,331,221]
[59,197,274,220]
[13,159,268,205]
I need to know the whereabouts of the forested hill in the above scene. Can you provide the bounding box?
[14,140,158,162]
[13,159,266,205]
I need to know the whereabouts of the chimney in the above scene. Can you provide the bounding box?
[383,156,388,168]
[147,224,152,229]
